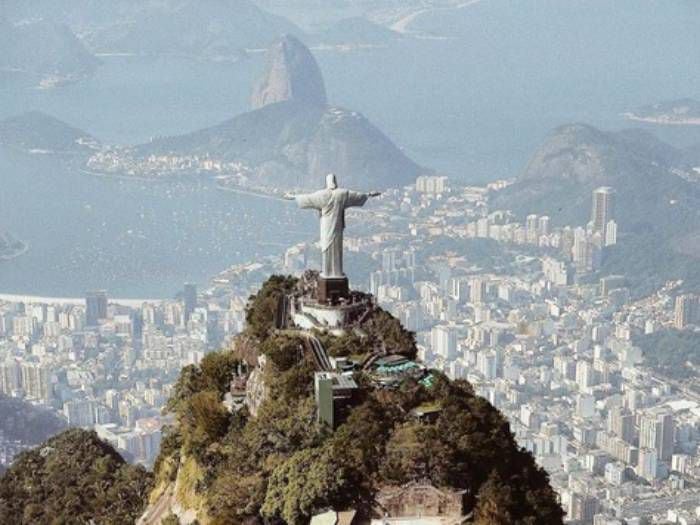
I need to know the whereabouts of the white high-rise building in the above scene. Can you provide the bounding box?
[431,324,457,360]
[674,294,697,329]
[20,361,53,403]
[576,393,596,418]
[576,360,596,390]
[415,175,449,194]
[605,220,617,246]
[526,214,539,244]
[477,351,498,380]
[637,447,658,482]
[469,277,486,305]
[639,409,674,461]
[0,358,21,395]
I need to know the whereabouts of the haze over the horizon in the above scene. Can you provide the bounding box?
[5,3,700,524]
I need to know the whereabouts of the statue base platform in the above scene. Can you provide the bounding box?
[294,301,362,333]
[317,276,349,305]
[291,294,373,334]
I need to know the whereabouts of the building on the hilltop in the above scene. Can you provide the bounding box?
[311,510,359,525]
[366,354,428,388]
[372,482,467,524]
[314,371,360,429]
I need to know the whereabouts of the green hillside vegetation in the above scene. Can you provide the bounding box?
[0,428,152,525]
[600,235,700,298]
[493,123,700,296]
[634,329,700,379]
[0,393,66,446]
[153,275,564,524]
[133,98,423,190]
[0,111,98,154]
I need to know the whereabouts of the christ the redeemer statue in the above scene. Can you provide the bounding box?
[285,174,380,301]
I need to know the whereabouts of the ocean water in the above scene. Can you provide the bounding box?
[0,151,315,298]
[1,0,700,297]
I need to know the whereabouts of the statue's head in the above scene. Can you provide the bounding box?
[326,173,338,190]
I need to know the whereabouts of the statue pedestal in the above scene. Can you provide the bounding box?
[317,276,349,304]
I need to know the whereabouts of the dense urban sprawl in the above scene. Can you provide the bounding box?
[3,176,700,524]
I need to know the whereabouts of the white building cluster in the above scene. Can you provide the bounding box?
[3,174,699,523]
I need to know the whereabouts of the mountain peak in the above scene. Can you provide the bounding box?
[251,34,327,110]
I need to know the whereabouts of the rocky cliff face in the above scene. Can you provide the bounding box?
[251,34,327,110]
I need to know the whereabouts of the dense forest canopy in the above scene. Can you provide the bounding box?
[155,275,563,524]
[0,428,152,525]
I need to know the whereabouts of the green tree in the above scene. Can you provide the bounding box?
[260,334,304,372]
[182,391,233,458]
[200,350,241,394]
[366,308,418,359]
[262,447,349,525]
[166,364,206,413]
[380,421,451,486]
[474,472,515,525]
[0,429,152,525]
[245,275,297,340]
[208,470,266,525]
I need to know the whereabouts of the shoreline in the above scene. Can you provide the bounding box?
[79,168,204,183]
[622,112,700,126]
[215,182,286,202]
[81,168,290,201]
[0,292,160,307]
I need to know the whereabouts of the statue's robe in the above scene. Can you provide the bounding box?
[295,188,369,278]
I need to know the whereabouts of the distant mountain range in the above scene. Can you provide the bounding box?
[5,0,406,62]
[0,18,100,87]
[5,0,302,61]
[255,0,465,31]
[251,35,327,110]
[104,35,425,190]
[624,98,700,126]
[1,35,423,191]
[85,0,303,60]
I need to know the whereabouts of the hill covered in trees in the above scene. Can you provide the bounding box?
[492,123,700,296]
[0,393,66,450]
[0,428,152,524]
[634,329,700,380]
[0,275,563,524]
[127,36,424,190]
[145,275,563,524]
